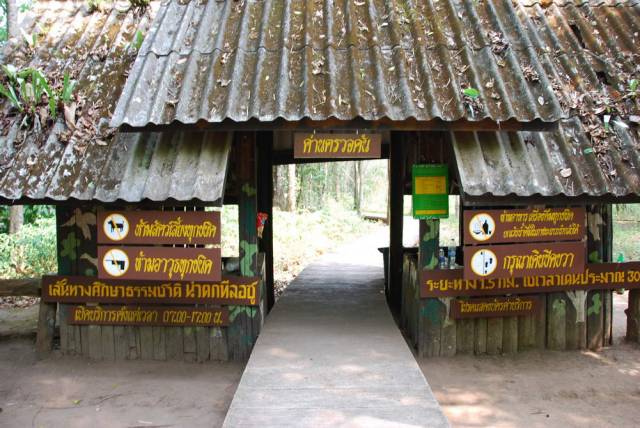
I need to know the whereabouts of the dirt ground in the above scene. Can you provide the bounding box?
[1,226,639,427]
[0,339,243,428]
[420,292,640,428]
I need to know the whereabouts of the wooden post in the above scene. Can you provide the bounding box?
[586,204,612,350]
[418,219,447,357]
[388,132,406,312]
[229,132,260,361]
[547,293,567,350]
[35,301,57,357]
[239,132,258,277]
[627,289,640,342]
[257,131,275,312]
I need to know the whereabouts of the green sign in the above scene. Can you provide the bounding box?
[412,164,449,219]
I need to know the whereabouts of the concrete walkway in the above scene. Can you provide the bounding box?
[223,232,449,427]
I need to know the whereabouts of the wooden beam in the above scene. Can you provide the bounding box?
[272,145,390,166]
[119,117,559,134]
[0,278,41,296]
[388,132,406,312]
[257,131,275,312]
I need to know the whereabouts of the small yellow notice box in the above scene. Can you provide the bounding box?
[415,176,447,195]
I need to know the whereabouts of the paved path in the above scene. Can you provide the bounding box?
[223,232,449,427]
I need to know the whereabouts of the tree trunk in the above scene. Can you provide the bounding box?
[287,163,296,212]
[353,162,361,213]
[272,166,280,209]
[322,163,329,204]
[7,0,18,39]
[334,163,340,204]
[9,205,23,234]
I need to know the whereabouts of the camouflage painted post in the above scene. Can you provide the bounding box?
[418,219,450,357]
[585,205,613,350]
[229,132,260,360]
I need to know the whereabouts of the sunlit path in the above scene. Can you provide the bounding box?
[223,232,449,427]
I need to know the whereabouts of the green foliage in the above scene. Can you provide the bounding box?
[129,29,144,52]
[61,72,76,104]
[0,65,77,126]
[613,204,640,262]
[87,0,105,13]
[0,217,57,278]
[0,205,55,233]
[128,0,150,10]
[463,87,480,98]
[20,27,36,48]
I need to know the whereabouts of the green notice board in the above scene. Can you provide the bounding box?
[412,164,449,219]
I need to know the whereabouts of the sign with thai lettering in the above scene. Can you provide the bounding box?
[98,211,220,245]
[412,164,449,219]
[98,247,221,282]
[421,262,640,298]
[463,207,585,245]
[41,275,260,306]
[293,133,382,159]
[463,241,585,280]
[69,305,229,327]
[450,296,540,319]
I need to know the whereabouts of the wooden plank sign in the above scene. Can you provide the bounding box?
[463,241,585,280]
[421,262,640,298]
[69,305,229,327]
[98,211,220,245]
[98,247,221,282]
[464,207,585,245]
[41,275,261,306]
[451,296,540,319]
[293,133,381,159]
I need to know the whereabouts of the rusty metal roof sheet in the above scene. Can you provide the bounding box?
[452,117,640,201]
[110,0,640,128]
[0,2,231,204]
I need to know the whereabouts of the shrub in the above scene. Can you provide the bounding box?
[0,217,57,278]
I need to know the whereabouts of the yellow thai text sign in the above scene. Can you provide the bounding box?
[293,133,382,158]
[450,296,540,319]
[421,262,640,298]
[42,275,261,306]
[69,305,229,327]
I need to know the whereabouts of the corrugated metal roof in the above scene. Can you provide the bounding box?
[0,2,231,204]
[111,0,640,128]
[452,117,640,201]
[0,129,232,204]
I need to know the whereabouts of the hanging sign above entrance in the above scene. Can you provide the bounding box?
[463,241,585,280]
[98,211,220,245]
[98,246,222,282]
[412,164,449,219]
[293,133,381,158]
[463,207,585,245]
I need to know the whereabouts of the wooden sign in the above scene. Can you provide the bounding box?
[42,275,260,306]
[463,241,585,280]
[69,305,229,327]
[464,207,585,245]
[98,247,221,282]
[421,262,640,298]
[98,211,220,245]
[451,296,540,319]
[293,133,381,158]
